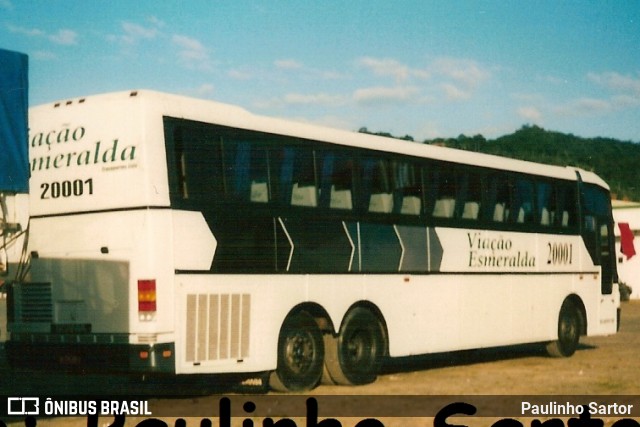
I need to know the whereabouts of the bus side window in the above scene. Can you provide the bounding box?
[556,184,578,228]
[224,141,270,203]
[227,141,250,201]
[392,160,422,216]
[360,158,393,214]
[512,178,534,224]
[457,172,482,220]
[173,127,189,199]
[249,145,270,203]
[431,168,456,218]
[318,150,354,210]
[484,173,511,223]
[536,181,552,226]
[173,124,224,202]
[275,146,317,208]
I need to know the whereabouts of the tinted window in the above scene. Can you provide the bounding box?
[391,160,422,215]
[555,183,578,228]
[223,141,270,203]
[512,178,534,223]
[318,150,354,210]
[360,157,393,213]
[170,124,223,202]
[431,167,457,218]
[272,146,317,207]
[456,171,483,220]
[484,173,512,223]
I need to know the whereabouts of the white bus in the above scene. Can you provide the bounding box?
[7,90,620,391]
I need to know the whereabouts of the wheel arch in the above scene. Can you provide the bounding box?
[340,300,390,357]
[284,302,336,335]
[564,294,587,336]
[279,300,390,356]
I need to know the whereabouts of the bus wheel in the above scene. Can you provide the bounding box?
[269,311,324,391]
[546,300,581,357]
[324,307,386,385]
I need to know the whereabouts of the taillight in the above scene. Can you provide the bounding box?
[138,279,156,313]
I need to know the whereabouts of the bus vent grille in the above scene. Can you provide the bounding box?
[185,293,250,363]
[12,282,53,323]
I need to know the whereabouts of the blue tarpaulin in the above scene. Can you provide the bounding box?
[0,48,29,193]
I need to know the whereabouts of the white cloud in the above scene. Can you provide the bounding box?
[109,20,162,46]
[275,59,304,70]
[517,106,543,122]
[172,34,213,71]
[355,56,489,104]
[554,97,612,117]
[172,34,205,54]
[147,16,166,29]
[354,85,421,105]
[7,24,45,37]
[541,74,568,85]
[588,71,640,95]
[122,22,158,41]
[228,69,253,80]
[357,57,430,82]
[252,97,287,110]
[574,98,613,113]
[511,92,546,103]
[252,91,348,110]
[612,94,640,109]
[543,71,640,120]
[8,24,77,46]
[194,83,215,97]
[441,83,470,101]
[432,57,490,88]
[273,59,346,81]
[49,29,78,45]
[32,50,57,61]
[417,122,445,140]
[283,92,347,107]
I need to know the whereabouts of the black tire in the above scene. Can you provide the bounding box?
[269,311,324,391]
[546,300,581,357]
[324,307,386,385]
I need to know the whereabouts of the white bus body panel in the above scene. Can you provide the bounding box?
[172,211,217,271]
[172,225,617,373]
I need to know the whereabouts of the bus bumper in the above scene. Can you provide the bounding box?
[5,338,175,374]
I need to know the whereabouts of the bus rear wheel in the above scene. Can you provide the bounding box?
[324,307,386,385]
[269,311,324,391]
[546,300,581,357]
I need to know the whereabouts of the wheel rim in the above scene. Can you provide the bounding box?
[284,330,316,375]
[345,329,373,367]
[560,311,578,345]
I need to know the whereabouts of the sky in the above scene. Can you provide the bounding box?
[2,1,640,142]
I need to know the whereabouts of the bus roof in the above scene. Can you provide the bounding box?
[31,89,610,190]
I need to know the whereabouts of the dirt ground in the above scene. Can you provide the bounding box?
[2,300,639,426]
